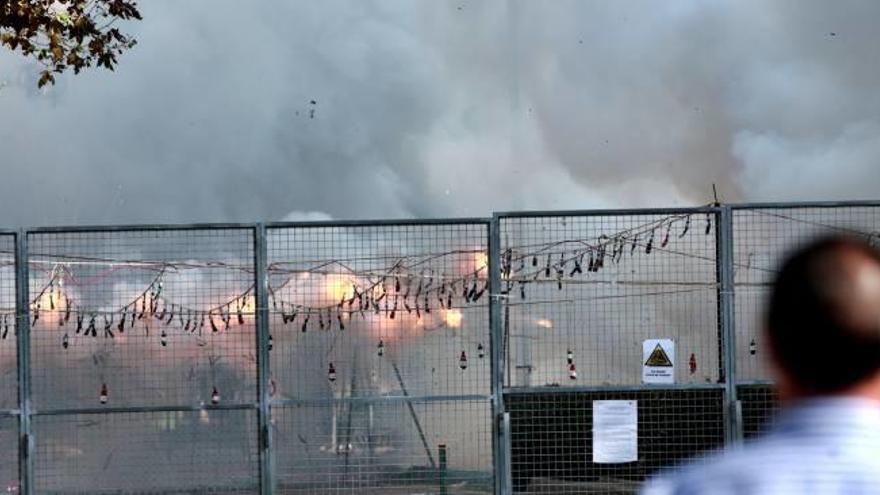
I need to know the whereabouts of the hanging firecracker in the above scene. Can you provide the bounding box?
[377,340,385,357]
[749,338,757,355]
[689,353,697,374]
[459,351,468,370]
[100,383,109,404]
[477,343,485,359]
[211,387,220,405]
[568,363,577,380]
[327,363,337,382]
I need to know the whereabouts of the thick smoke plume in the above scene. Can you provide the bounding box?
[1,0,879,228]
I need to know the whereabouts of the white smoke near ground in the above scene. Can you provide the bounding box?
[1,1,879,228]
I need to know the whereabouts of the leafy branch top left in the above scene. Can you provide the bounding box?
[1,0,141,87]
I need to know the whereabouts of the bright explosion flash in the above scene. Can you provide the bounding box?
[442,308,463,329]
[324,274,355,303]
[473,252,489,273]
[536,319,553,329]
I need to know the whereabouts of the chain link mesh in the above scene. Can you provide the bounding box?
[1,203,875,493]
[267,222,493,493]
[733,206,880,440]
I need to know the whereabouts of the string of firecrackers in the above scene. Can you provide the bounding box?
[16,258,256,344]
[1,212,701,345]
[266,251,493,381]
[26,265,256,349]
[265,214,702,381]
[11,212,701,340]
[4,210,863,392]
[498,212,711,383]
[7,214,714,395]
[12,247,491,347]
[500,213,712,300]
[267,261,490,332]
[24,264,256,407]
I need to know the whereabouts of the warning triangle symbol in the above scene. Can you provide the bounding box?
[645,343,673,367]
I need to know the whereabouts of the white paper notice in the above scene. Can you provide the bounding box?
[592,400,638,463]
[642,339,675,384]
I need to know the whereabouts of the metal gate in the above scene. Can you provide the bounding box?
[494,208,727,493]
[26,226,261,494]
[265,220,494,493]
[3,200,879,494]
[730,204,880,439]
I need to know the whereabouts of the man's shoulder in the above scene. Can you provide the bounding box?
[642,431,880,495]
[642,442,773,495]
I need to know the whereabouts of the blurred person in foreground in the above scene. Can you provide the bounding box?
[644,236,880,494]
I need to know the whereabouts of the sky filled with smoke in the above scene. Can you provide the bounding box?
[1,0,879,227]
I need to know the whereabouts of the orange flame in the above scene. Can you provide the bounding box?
[442,308,463,329]
[324,274,355,303]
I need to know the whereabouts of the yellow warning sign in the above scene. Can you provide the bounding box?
[644,343,673,367]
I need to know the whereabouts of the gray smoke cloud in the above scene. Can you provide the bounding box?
[1,0,879,228]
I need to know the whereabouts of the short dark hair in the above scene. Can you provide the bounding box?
[767,235,880,393]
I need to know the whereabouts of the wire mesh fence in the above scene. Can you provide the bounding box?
[0,416,18,494]
[34,409,260,494]
[27,228,257,411]
[272,399,493,494]
[0,234,17,412]
[731,205,880,443]
[26,227,260,494]
[497,210,725,494]
[497,212,720,389]
[507,388,724,494]
[1,201,876,494]
[266,221,493,493]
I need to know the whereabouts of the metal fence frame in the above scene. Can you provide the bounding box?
[263,218,495,494]
[5,200,878,494]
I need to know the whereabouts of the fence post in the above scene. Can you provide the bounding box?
[254,224,274,494]
[717,207,742,445]
[16,231,34,495]
[489,215,511,494]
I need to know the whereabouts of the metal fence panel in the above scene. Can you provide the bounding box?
[498,212,720,389]
[0,417,18,494]
[33,409,259,493]
[25,227,261,493]
[27,228,257,410]
[266,221,493,493]
[497,210,724,493]
[737,384,777,440]
[272,399,493,493]
[0,234,16,411]
[0,201,872,493]
[731,205,880,437]
[508,388,724,493]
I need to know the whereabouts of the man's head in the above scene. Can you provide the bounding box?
[767,235,880,400]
